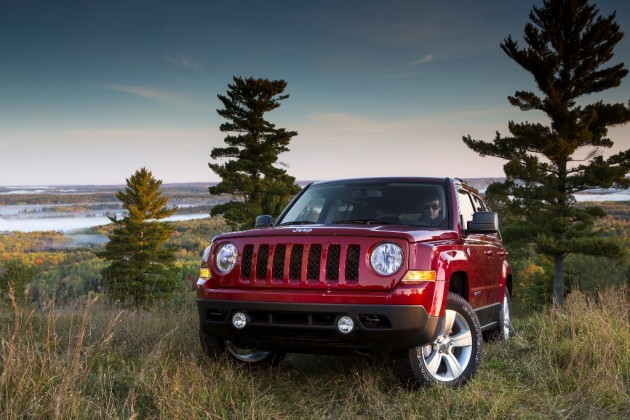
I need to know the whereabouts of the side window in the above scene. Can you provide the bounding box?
[458,190,476,228]
[471,194,487,212]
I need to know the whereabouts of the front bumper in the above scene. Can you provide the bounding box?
[197,299,442,354]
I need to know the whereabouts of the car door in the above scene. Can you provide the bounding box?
[457,189,496,309]
[470,192,504,305]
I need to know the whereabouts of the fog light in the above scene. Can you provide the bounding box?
[337,316,354,334]
[232,312,247,329]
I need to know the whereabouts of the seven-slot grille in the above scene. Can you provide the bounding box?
[239,243,361,284]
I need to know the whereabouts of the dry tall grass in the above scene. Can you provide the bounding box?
[1,288,628,418]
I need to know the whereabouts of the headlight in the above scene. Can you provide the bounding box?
[215,242,238,273]
[370,242,403,276]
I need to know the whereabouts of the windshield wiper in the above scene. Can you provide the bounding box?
[333,219,391,225]
[279,220,316,226]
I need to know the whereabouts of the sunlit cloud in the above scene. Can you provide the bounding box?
[102,83,205,109]
[162,53,203,71]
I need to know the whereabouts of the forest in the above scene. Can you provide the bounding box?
[0,216,229,305]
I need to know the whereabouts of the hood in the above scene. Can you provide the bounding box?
[213,224,459,243]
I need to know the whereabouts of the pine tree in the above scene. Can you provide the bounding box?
[98,168,178,307]
[209,76,301,230]
[463,0,630,307]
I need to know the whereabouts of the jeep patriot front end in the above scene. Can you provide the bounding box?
[197,177,512,388]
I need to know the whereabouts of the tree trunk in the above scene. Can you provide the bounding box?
[553,254,565,308]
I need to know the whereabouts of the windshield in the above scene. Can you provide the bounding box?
[278,180,449,228]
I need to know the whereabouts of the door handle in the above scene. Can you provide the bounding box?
[484,250,493,256]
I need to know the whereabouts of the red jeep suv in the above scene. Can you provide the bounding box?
[196,177,512,388]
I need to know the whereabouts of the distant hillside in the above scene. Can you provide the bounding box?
[461,177,505,192]
[3,178,627,206]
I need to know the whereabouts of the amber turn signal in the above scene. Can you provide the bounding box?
[402,270,437,283]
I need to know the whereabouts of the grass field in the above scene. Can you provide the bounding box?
[1,288,628,419]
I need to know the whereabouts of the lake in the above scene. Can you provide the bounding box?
[573,190,630,202]
[0,213,210,233]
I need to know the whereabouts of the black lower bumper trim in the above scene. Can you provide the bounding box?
[197,299,442,354]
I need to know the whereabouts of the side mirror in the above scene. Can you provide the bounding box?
[466,211,499,234]
[255,215,274,229]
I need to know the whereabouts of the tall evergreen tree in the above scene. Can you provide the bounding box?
[98,167,178,307]
[209,76,301,230]
[463,0,630,307]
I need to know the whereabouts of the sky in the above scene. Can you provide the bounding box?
[1,0,630,186]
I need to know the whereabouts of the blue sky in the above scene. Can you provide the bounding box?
[1,0,629,186]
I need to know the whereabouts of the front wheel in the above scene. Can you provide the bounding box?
[199,328,285,368]
[392,293,483,388]
[224,341,285,367]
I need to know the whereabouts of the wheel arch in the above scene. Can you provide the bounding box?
[506,273,513,298]
[449,271,468,301]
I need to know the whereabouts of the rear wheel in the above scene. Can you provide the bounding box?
[199,329,285,368]
[486,289,511,341]
[392,293,483,388]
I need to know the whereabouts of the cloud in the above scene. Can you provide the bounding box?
[102,83,205,109]
[410,54,434,66]
[104,84,168,102]
[162,53,203,71]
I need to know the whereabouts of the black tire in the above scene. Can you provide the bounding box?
[487,289,511,341]
[392,293,483,389]
[199,328,226,359]
[199,328,285,368]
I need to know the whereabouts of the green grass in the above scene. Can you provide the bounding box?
[1,289,628,419]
